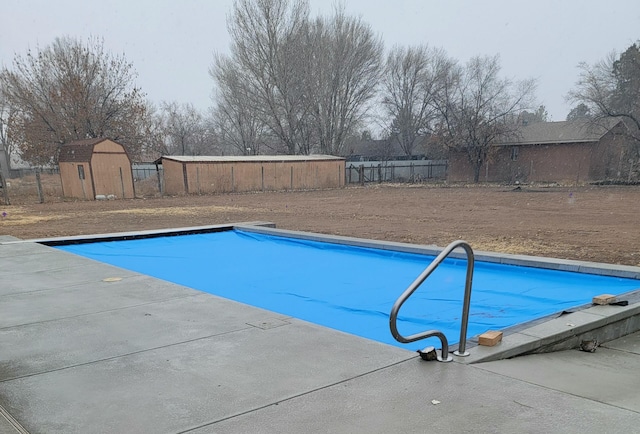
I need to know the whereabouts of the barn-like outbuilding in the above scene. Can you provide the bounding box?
[58,138,135,200]
[158,155,345,195]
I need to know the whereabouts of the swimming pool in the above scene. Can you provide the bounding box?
[56,227,640,350]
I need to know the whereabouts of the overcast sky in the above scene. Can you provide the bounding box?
[2,0,639,123]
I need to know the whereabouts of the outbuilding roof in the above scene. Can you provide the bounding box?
[157,155,345,164]
[58,138,111,162]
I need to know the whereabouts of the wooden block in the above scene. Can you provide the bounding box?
[592,294,617,305]
[478,331,503,347]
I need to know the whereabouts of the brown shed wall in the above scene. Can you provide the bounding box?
[162,158,345,195]
[59,161,95,200]
[162,159,188,195]
[59,139,134,200]
[185,162,235,194]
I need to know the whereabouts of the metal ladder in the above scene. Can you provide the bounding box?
[389,240,474,362]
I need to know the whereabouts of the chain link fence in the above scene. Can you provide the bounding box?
[346,160,448,184]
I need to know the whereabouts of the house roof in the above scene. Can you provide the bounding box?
[58,138,110,162]
[345,137,431,158]
[157,155,345,164]
[345,139,397,157]
[498,119,622,146]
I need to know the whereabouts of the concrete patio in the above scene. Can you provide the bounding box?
[1,230,640,433]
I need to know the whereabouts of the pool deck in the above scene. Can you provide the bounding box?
[2,226,640,433]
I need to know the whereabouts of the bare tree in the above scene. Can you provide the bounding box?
[304,7,383,155]
[158,102,213,156]
[567,42,640,159]
[223,0,311,154]
[433,55,537,182]
[191,114,221,156]
[210,55,266,155]
[132,103,168,161]
[381,45,452,156]
[0,36,149,164]
[0,94,14,178]
[213,0,383,156]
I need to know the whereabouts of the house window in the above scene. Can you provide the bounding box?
[78,165,85,180]
[510,147,519,161]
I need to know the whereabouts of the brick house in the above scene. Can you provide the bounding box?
[448,120,630,183]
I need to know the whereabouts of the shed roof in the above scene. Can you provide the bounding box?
[58,138,111,162]
[498,119,621,146]
[158,155,345,164]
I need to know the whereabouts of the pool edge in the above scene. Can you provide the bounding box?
[462,298,640,364]
[235,223,640,280]
[235,224,640,363]
[8,221,640,363]
[0,221,275,246]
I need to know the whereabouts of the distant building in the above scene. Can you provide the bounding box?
[58,138,135,200]
[448,120,631,183]
[156,155,345,195]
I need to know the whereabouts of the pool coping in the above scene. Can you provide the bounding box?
[234,224,640,363]
[0,221,277,247]
[7,221,640,364]
[235,224,640,280]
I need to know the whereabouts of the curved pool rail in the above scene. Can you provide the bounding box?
[390,240,475,362]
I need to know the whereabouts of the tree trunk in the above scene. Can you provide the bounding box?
[0,170,9,205]
[473,161,482,183]
[0,143,10,180]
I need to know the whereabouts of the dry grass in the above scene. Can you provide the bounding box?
[133,177,163,198]
[3,174,63,204]
[103,205,253,216]
[2,181,639,266]
[0,206,66,225]
[3,173,166,205]
[472,236,566,257]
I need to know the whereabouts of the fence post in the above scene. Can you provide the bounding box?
[378,164,382,183]
[155,164,163,195]
[35,169,44,203]
[359,165,364,186]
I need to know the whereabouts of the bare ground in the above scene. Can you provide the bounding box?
[1,176,639,266]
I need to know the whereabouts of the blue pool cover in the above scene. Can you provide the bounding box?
[57,229,640,350]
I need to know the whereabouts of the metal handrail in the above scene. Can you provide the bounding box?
[389,240,474,362]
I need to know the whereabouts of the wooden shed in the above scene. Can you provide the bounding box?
[158,155,345,195]
[58,138,135,200]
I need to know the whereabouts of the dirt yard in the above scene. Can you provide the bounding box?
[1,176,639,266]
